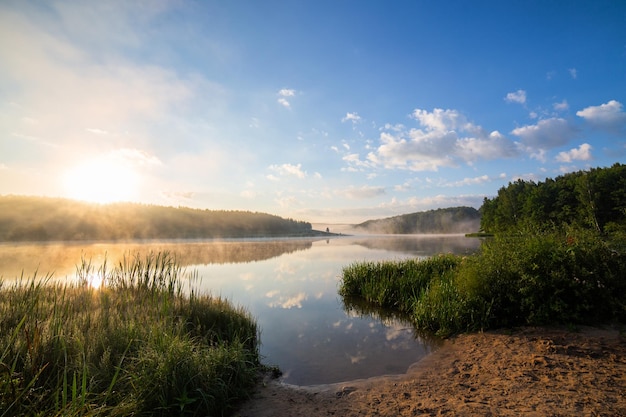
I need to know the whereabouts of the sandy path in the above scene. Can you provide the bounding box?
[235,326,625,416]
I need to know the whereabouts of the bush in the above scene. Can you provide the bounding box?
[465,231,626,327]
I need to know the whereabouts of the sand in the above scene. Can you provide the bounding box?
[235,326,625,416]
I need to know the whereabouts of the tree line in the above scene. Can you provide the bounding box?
[354,206,481,234]
[480,163,626,235]
[0,196,313,241]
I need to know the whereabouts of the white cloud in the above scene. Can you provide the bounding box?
[114,148,162,167]
[553,100,569,111]
[555,143,593,163]
[342,112,362,123]
[340,185,386,200]
[569,68,578,79]
[512,172,541,182]
[457,131,519,161]
[381,123,405,132]
[368,130,457,171]
[268,163,306,179]
[505,89,527,104]
[558,164,583,174]
[529,148,548,163]
[274,195,300,208]
[277,88,296,108]
[278,88,295,97]
[411,108,467,131]
[510,118,577,148]
[576,100,626,130]
[393,182,411,192]
[444,174,491,187]
[342,153,373,171]
[365,109,518,172]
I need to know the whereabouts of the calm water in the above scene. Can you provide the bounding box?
[0,235,480,385]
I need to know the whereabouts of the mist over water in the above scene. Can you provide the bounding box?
[0,235,480,385]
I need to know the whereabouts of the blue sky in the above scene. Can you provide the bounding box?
[1,1,625,224]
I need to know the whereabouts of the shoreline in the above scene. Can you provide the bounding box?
[236,325,626,416]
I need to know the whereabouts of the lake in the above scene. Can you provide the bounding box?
[0,234,480,386]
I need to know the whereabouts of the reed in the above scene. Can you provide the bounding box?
[0,252,260,417]
[340,255,461,313]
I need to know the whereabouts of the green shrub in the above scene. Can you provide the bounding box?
[464,231,626,327]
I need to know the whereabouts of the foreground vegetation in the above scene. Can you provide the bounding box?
[340,229,626,337]
[0,195,313,241]
[0,252,261,416]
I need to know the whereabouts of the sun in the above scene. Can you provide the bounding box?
[62,155,140,204]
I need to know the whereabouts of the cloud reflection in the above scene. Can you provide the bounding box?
[267,291,308,309]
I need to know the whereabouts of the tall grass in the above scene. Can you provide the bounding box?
[340,231,626,337]
[340,255,461,313]
[0,252,260,417]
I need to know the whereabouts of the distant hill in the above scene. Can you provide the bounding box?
[354,207,481,234]
[0,196,315,242]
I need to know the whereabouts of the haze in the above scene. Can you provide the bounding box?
[1,1,625,224]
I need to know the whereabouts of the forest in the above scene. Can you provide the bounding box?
[0,196,313,241]
[480,163,626,235]
[354,206,481,234]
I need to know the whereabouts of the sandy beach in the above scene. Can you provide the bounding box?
[236,326,625,416]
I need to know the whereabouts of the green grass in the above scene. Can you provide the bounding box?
[340,255,461,313]
[340,230,626,337]
[0,252,261,417]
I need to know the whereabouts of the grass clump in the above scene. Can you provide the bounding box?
[340,255,460,313]
[340,231,626,337]
[0,251,260,417]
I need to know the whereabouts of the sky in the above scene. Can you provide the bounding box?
[1,1,625,224]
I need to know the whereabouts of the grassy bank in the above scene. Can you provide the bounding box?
[340,230,626,337]
[0,252,260,417]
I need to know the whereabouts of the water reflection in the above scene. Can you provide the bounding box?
[0,239,315,280]
[0,235,480,385]
[354,234,480,256]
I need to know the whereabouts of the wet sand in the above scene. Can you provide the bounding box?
[236,326,625,416]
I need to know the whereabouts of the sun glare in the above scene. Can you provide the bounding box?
[63,156,140,204]
[88,273,104,290]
